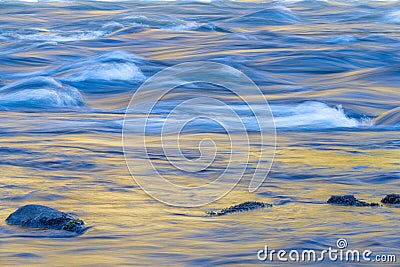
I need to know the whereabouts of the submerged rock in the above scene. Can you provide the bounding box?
[5,204,85,233]
[381,194,400,204]
[327,195,379,207]
[206,201,271,216]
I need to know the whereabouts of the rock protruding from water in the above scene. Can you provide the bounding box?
[381,194,400,204]
[206,201,271,216]
[327,195,379,207]
[5,204,85,233]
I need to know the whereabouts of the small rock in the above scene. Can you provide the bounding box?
[381,194,400,204]
[327,195,379,207]
[6,204,86,233]
[206,201,271,216]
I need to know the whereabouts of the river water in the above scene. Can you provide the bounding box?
[0,0,399,266]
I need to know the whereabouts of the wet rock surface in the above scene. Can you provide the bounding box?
[206,201,272,216]
[327,195,379,207]
[381,194,400,204]
[5,204,85,233]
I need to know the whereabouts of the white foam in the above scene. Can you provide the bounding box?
[14,30,106,42]
[0,77,83,108]
[164,21,202,31]
[0,88,82,107]
[66,62,146,82]
[271,101,372,128]
[124,101,372,131]
[121,14,209,31]
[58,51,146,82]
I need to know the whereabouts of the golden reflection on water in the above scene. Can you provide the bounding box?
[1,0,400,265]
[0,128,399,265]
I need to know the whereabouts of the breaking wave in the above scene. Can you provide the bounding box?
[0,77,84,109]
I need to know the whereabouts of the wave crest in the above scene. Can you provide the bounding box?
[57,51,146,82]
[0,77,84,109]
[271,101,372,129]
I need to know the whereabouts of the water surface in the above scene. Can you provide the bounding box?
[0,0,399,266]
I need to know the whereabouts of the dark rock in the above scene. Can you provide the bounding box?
[62,218,85,232]
[381,194,400,204]
[5,204,85,233]
[206,201,271,216]
[327,195,379,207]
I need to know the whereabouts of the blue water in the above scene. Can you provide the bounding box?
[0,0,399,266]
